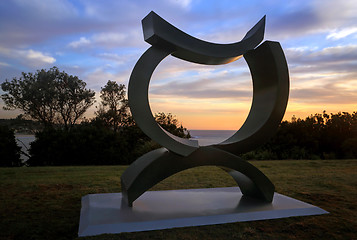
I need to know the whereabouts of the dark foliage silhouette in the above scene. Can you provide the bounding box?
[0,126,22,167]
[243,111,357,160]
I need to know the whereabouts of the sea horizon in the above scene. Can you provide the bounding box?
[188,129,236,146]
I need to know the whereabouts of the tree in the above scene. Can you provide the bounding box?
[243,111,357,160]
[1,67,95,128]
[0,126,22,167]
[322,111,357,158]
[1,69,58,127]
[95,80,129,131]
[154,112,191,138]
[55,70,95,129]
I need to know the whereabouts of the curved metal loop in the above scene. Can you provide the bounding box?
[121,147,275,207]
[214,41,289,155]
[143,11,266,65]
[128,46,199,157]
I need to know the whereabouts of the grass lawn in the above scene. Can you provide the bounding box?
[0,160,356,240]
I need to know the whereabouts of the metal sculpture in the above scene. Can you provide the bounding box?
[121,11,289,207]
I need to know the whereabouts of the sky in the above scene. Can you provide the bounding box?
[0,0,356,130]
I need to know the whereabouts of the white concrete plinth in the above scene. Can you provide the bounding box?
[78,187,328,237]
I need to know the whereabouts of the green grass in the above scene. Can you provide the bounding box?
[1,160,356,240]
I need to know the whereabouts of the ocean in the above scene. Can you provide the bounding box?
[15,134,36,161]
[189,130,236,146]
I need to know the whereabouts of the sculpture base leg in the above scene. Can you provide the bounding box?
[78,187,328,237]
[121,147,275,207]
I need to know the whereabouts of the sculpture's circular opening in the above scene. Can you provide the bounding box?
[129,42,288,156]
[149,55,253,146]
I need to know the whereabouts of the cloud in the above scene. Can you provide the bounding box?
[314,0,357,27]
[0,0,83,47]
[148,39,357,111]
[286,45,357,72]
[84,67,131,91]
[283,43,357,106]
[152,86,251,100]
[12,0,77,19]
[327,27,357,40]
[283,47,357,106]
[93,33,126,46]
[290,86,357,104]
[150,70,252,100]
[68,37,91,48]
[68,31,144,49]
[17,49,56,64]
[312,45,357,62]
[168,0,192,9]
[97,53,125,64]
[0,47,55,67]
[0,62,10,67]
[269,5,320,38]
[95,52,141,67]
[146,54,254,102]
[265,0,357,40]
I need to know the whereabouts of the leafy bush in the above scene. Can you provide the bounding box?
[0,126,22,167]
[243,111,357,160]
[27,118,178,166]
[28,125,130,166]
[341,137,357,159]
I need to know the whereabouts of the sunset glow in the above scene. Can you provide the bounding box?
[0,0,356,130]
